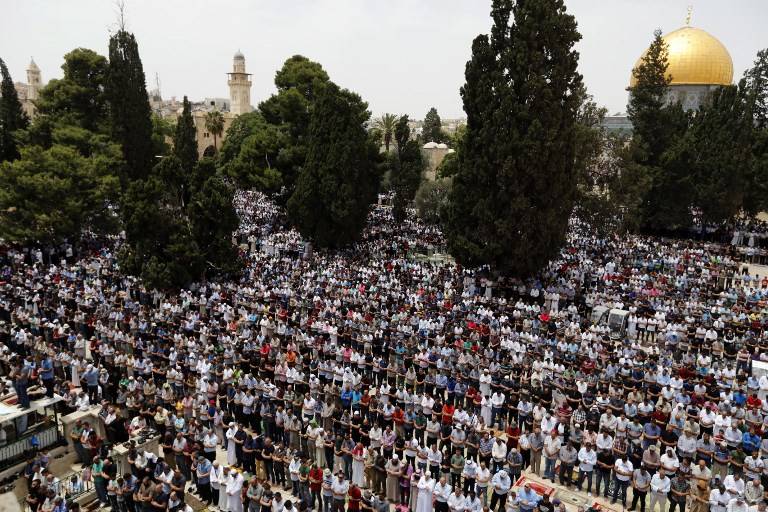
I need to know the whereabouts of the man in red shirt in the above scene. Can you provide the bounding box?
[442,403,455,426]
[309,462,324,511]
[392,407,405,437]
[347,482,362,511]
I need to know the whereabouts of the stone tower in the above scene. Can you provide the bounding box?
[26,58,42,101]
[228,51,252,115]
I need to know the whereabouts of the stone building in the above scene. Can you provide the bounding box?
[152,52,253,157]
[13,58,44,119]
[421,142,454,181]
[227,51,252,116]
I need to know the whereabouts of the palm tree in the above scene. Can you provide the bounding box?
[375,113,397,152]
[204,110,225,155]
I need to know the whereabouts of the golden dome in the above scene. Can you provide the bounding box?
[629,26,733,87]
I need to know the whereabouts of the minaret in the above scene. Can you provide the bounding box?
[26,58,41,101]
[228,51,252,115]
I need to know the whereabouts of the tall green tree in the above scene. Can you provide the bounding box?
[421,107,445,143]
[287,82,380,247]
[444,0,582,276]
[0,57,29,162]
[666,84,753,224]
[258,55,331,199]
[744,48,768,129]
[119,172,202,289]
[626,29,691,230]
[204,110,225,153]
[119,157,241,289]
[174,96,198,175]
[151,113,174,157]
[107,29,154,183]
[188,173,240,277]
[743,49,768,213]
[374,113,397,152]
[570,86,628,235]
[391,115,424,221]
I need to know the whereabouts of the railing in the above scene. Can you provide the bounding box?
[61,466,96,502]
[0,425,59,472]
[20,466,96,512]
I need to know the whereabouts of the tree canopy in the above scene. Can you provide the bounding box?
[218,111,285,191]
[0,144,119,245]
[35,48,110,135]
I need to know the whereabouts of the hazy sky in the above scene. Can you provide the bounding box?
[2,0,766,118]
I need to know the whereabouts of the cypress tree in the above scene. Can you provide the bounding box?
[444,0,582,276]
[174,96,198,174]
[287,82,379,248]
[626,29,691,230]
[0,58,29,162]
[421,107,444,143]
[391,115,424,221]
[106,30,154,183]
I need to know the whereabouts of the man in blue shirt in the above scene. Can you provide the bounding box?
[742,428,761,454]
[40,356,55,397]
[515,482,541,512]
[642,423,661,450]
[83,364,99,403]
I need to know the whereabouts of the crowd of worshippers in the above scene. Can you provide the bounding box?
[3,191,768,512]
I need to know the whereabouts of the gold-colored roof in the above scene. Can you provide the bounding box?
[629,26,733,87]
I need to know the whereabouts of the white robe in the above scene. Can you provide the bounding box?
[227,472,244,512]
[219,473,232,511]
[71,359,81,386]
[226,427,238,465]
[481,400,492,426]
[416,477,436,512]
[352,449,366,487]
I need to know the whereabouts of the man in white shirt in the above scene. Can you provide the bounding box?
[491,391,505,427]
[492,437,508,473]
[724,473,746,497]
[727,495,749,512]
[710,483,732,512]
[433,476,452,511]
[543,432,562,482]
[612,455,633,507]
[577,444,597,495]
[649,468,671,512]
[448,488,467,512]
